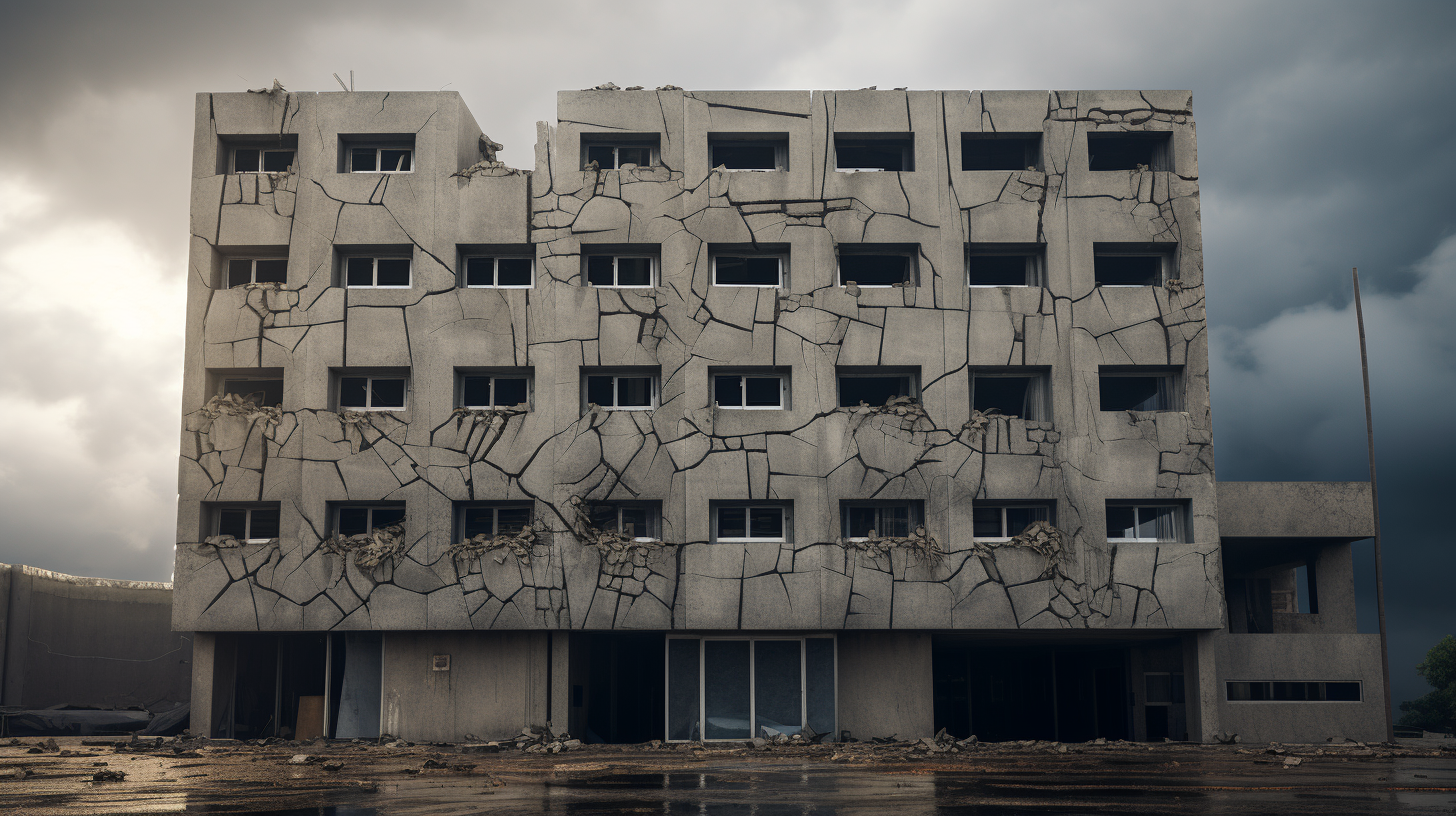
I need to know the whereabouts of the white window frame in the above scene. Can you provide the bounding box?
[712,504,790,543]
[836,250,916,288]
[664,635,837,744]
[463,255,535,289]
[458,372,532,411]
[583,143,660,170]
[232,147,295,174]
[225,257,289,288]
[591,502,661,542]
[966,248,1043,288]
[585,255,657,289]
[710,254,785,288]
[457,503,534,539]
[347,145,414,174]
[713,372,786,410]
[971,503,1054,542]
[840,501,922,541]
[708,138,789,172]
[333,504,405,537]
[343,255,412,289]
[214,505,280,544]
[338,375,408,412]
[585,372,658,411]
[1106,504,1184,543]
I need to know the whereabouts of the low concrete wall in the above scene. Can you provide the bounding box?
[0,563,190,712]
[381,631,550,742]
[1214,633,1386,743]
[1217,482,1373,539]
[837,631,934,740]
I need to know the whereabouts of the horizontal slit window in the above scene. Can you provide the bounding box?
[971,371,1048,420]
[221,378,283,408]
[714,373,785,409]
[714,505,788,542]
[838,250,914,287]
[345,256,411,288]
[709,135,788,171]
[459,503,533,539]
[588,502,660,540]
[1099,369,1177,412]
[961,133,1040,171]
[216,505,280,541]
[1226,681,1362,702]
[465,256,533,288]
[968,245,1043,287]
[233,148,295,174]
[460,374,529,410]
[841,501,922,539]
[972,504,1051,539]
[227,258,288,287]
[1087,132,1171,171]
[335,504,405,537]
[586,373,657,410]
[835,135,913,172]
[837,373,916,408]
[582,136,660,170]
[713,255,783,287]
[349,147,413,173]
[340,376,407,411]
[1106,504,1184,543]
[586,255,655,288]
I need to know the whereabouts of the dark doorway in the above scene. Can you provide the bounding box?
[572,633,665,744]
[224,633,326,740]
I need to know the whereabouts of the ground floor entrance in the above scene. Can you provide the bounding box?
[213,632,382,740]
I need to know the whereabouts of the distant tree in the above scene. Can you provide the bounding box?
[1398,635,1456,733]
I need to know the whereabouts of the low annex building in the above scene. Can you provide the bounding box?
[175,86,1384,745]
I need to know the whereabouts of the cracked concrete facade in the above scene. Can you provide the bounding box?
[175,88,1385,744]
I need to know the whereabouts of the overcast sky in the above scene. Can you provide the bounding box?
[0,0,1451,712]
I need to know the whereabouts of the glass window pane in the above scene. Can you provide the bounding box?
[619,506,649,538]
[465,257,494,287]
[968,255,1029,286]
[586,375,614,407]
[714,375,743,407]
[497,257,532,286]
[805,638,835,737]
[586,145,616,169]
[1095,255,1161,286]
[380,149,411,172]
[462,507,494,538]
[350,148,376,172]
[713,143,778,170]
[372,506,405,528]
[346,257,374,287]
[744,377,781,407]
[370,378,406,409]
[754,640,802,734]
[376,258,410,287]
[749,508,783,539]
[218,508,248,539]
[254,259,287,284]
[839,376,911,407]
[703,640,751,740]
[589,504,617,531]
[233,149,260,173]
[667,639,701,741]
[846,506,876,538]
[882,505,910,538]
[339,377,368,408]
[1136,507,1162,540]
[493,378,528,407]
[461,376,491,407]
[616,257,652,286]
[717,507,747,540]
[973,376,1032,416]
[337,507,369,536]
[586,256,615,286]
[228,259,253,287]
[839,254,908,286]
[1100,375,1164,411]
[617,377,652,407]
[249,506,280,539]
[261,150,294,172]
[1005,506,1048,536]
[1106,506,1137,540]
[745,257,781,285]
[972,506,1004,538]
[617,146,651,167]
[497,506,531,534]
[714,256,749,285]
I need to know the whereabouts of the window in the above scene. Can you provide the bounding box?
[961,133,1041,171]
[1094,243,1174,286]
[1226,681,1361,703]
[1087,132,1171,171]
[582,134,660,170]
[226,257,288,288]
[1099,368,1179,412]
[458,503,533,539]
[713,371,786,410]
[220,376,283,407]
[711,248,786,287]
[588,502,660,541]
[667,636,835,742]
[215,504,281,542]
[835,134,914,171]
[972,503,1052,540]
[339,374,407,411]
[837,245,916,287]
[464,255,533,288]
[971,369,1049,420]
[837,369,917,408]
[1106,503,1185,543]
[334,504,405,537]
[967,244,1043,287]
[344,255,411,288]
[713,503,790,543]
[841,501,923,539]
[585,371,657,410]
[233,147,295,174]
[709,134,789,171]
[585,253,656,288]
[346,145,413,173]
[459,372,530,410]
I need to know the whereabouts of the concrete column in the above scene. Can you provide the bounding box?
[188,632,216,737]
[549,631,571,733]
[837,631,934,740]
[1185,631,1220,742]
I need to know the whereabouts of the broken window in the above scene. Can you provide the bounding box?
[835,134,914,172]
[581,134,660,170]
[215,504,281,542]
[1099,368,1179,412]
[226,258,288,288]
[1094,243,1174,286]
[972,503,1052,539]
[233,147,294,174]
[343,255,412,288]
[459,372,530,410]
[711,250,785,287]
[463,255,533,288]
[458,502,534,538]
[585,254,656,288]
[967,244,1043,287]
[712,503,790,543]
[667,636,835,742]
[713,371,786,410]
[1105,503,1185,543]
[841,501,923,539]
[837,369,917,408]
[838,245,916,287]
[221,377,284,408]
[588,502,660,541]
[346,146,413,173]
[970,369,1050,420]
[961,133,1041,171]
[584,370,657,410]
[338,375,407,411]
[334,504,405,537]
[1226,681,1361,702]
[708,134,789,171]
[1087,131,1172,171]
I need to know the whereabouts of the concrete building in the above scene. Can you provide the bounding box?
[174,87,1385,744]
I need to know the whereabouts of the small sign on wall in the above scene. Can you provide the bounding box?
[432,654,450,672]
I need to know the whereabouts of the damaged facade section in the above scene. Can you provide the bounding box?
[174,87,1385,747]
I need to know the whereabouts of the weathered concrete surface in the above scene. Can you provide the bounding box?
[1218,482,1375,539]
[380,631,551,743]
[837,631,934,740]
[1215,633,1388,744]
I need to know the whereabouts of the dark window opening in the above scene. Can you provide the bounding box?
[460,503,533,539]
[465,256,533,287]
[572,633,665,743]
[460,374,529,409]
[216,505,281,541]
[841,501,921,539]
[713,373,784,409]
[339,376,406,410]
[233,148,295,174]
[968,250,1039,286]
[972,504,1051,539]
[838,374,915,408]
[1099,370,1176,412]
[709,136,787,171]
[227,258,288,287]
[713,255,782,287]
[348,147,413,173]
[221,633,327,739]
[586,373,656,410]
[715,505,788,541]
[583,136,659,170]
[839,250,913,287]
[835,135,913,171]
[335,504,405,537]
[587,502,660,540]
[586,255,654,287]
[1105,504,1184,543]
[1087,132,1171,171]
[961,133,1041,171]
[222,377,284,407]
[345,256,411,288]
[1227,681,1362,702]
[1094,244,1172,286]
[971,372,1048,420]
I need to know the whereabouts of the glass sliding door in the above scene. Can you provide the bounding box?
[666,635,836,742]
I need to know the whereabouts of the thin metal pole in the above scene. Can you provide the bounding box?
[1353,267,1395,743]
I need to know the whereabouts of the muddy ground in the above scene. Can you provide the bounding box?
[2,734,1454,814]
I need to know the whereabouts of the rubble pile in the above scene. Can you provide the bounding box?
[841,525,945,566]
[447,519,547,566]
[323,523,406,570]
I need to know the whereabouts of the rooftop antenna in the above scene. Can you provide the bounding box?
[332,73,349,93]
[1353,267,1394,743]
[350,70,354,91]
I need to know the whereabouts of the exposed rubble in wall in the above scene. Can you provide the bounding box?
[840,526,944,566]
[323,524,407,574]
[447,519,547,566]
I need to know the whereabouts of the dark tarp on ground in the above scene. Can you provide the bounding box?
[3,709,152,736]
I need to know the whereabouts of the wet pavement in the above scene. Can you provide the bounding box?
[3,736,1454,815]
